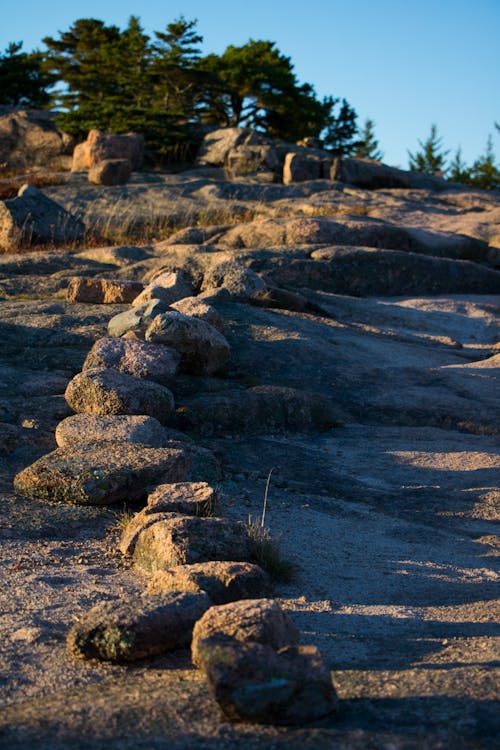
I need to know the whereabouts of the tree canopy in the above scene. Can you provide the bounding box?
[0,42,53,107]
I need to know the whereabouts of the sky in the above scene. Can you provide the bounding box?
[1,0,499,168]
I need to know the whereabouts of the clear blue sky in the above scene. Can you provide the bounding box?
[2,0,499,168]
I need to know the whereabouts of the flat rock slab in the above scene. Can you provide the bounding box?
[82,337,180,385]
[145,311,230,375]
[191,599,299,668]
[67,591,210,662]
[176,385,339,436]
[13,444,189,505]
[200,641,338,725]
[147,561,272,604]
[133,515,251,572]
[66,277,143,303]
[55,414,168,448]
[65,367,175,422]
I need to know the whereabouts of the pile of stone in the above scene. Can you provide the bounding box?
[72,129,144,186]
[13,260,339,726]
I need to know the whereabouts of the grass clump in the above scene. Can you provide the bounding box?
[246,516,295,583]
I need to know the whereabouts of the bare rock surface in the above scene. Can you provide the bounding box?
[13,444,189,505]
[133,515,251,572]
[67,591,210,662]
[82,336,180,384]
[55,414,168,448]
[199,641,338,724]
[192,599,300,668]
[1,166,499,748]
[65,367,175,422]
[148,561,272,604]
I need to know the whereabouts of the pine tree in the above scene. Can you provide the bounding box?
[408,124,449,175]
[0,42,53,107]
[469,135,500,190]
[354,118,384,160]
[448,146,472,185]
[321,98,358,155]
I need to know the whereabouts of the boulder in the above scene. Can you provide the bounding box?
[55,414,168,448]
[148,561,272,604]
[0,185,85,252]
[199,641,338,725]
[119,482,218,555]
[145,312,230,375]
[176,386,339,436]
[107,299,170,338]
[71,129,144,171]
[133,515,251,572]
[191,598,299,668]
[66,277,143,304]
[65,368,175,423]
[283,152,328,184]
[196,127,274,168]
[170,297,226,333]
[82,337,180,385]
[13,444,189,505]
[0,108,74,171]
[67,591,210,662]
[225,144,279,178]
[201,261,265,301]
[131,270,193,307]
[88,158,131,186]
[331,157,458,191]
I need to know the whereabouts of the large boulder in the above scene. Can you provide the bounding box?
[67,591,210,662]
[65,367,175,422]
[0,185,85,252]
[88,158,131,186]
[13,444,189,505]
[198,641,338,725]
[145,312,230,375]
[66,277,143,304]
[191,599,299,668]
[201,261,265,301]
[196,127,277,172]
[71,129,144,171]
[131,270,193,307]
[283,152,331,184]
[82,337,180,385]
[0,107,74,171]
[331,157,459,191]
[55,414,168,449]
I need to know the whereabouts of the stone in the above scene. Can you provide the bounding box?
[191,599,299,668]
[0,185,85,252]
[196,127,274,168]
[225,144,279,178]
[82,337,180,385]
[331,156,457,191]
[282,152,324,184]
[199,641,338,725]
[170,297,226,332]
[66,277,143,304]
[249,286,316,314]
[13,444,189,505]
[88,158,131,186]
[147,561,272,604]
[71,129,144,171]
[176,386,339,436]
[133,515,251,572]
[55,414,168,449]
[119,482,218,556]
[64,368,175,423]
[145,312,230,375]
[201,261,265,301]
[107,299,170,338]
[67,591,210,662]
[132,270,193,307]
[0,108,74,171]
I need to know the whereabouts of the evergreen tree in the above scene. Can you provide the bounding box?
[408,124,449,174]
[354,118,384,160]
[321,98,358,155]
[448,146,471,184]
[0,42,53,107]
[469,135,500,190]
